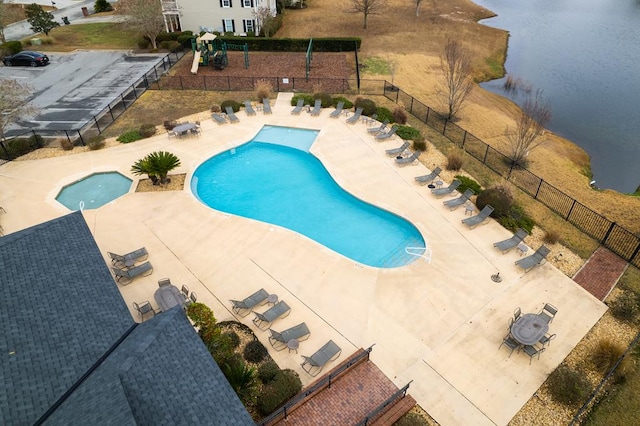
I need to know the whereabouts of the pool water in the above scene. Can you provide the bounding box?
[191,128,425,268]
[56,172,132,210]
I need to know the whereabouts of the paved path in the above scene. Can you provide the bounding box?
[573,246,628,300]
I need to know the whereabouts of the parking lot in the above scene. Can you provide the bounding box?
[1,50,165,135]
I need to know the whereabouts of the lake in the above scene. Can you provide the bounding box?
[473,0,640,193]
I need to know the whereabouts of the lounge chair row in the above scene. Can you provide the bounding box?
[212,99,273,124]
[109,247,153,285]
[230,288,342,376]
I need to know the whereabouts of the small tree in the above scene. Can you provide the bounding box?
[94,0,113,13]
[0,79,39,144]
[350,0,386,30]
[506,89,551,166]
[253,6,275,37]
[440,39,474,121]
[414,0,424,17]
[117,0,164,49]
[24,3,59,36]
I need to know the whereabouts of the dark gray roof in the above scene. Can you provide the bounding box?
[0,212,253,425]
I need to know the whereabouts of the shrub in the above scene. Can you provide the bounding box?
[543,229,560,244]
[137,37,151,49]
[375,106,394,124]
[395,125,420,141]
[177,34,193,45]
[220,99,241,113]
[1,135,43,159]
[30,134,45,148]
[223,331,240,349]
[94,0,112,13]
[258,360,280,384]
[547,365,592,406]
[60,139,74,151]
[498,204,535,233]
[139,124,157,138]
[210,105,221,113]
[255,79,273,101]
[117,130,143,143]
[332,96,353,109]
[1,41,23,55]
[257,369,302,416]
[592,338,626,373]
[393,106,408,124]
[186,302,217,328]
[159,40,180,51]
[87,136,106,150]
[608,291,639,322]
[395,412,429,426]
[354,97,377,116]
[454,175,481,195]
[291,94,314,106]
[222,357,258,405]
[243,340,269,363]
[413,135,427,152]
[163,120,177,130]
[313,92,333,108]
[446,151,464,171]
[476,185,513,218]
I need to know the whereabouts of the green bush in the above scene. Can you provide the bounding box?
[177,34,193,45]
[498,204,535,233]
[592,338,626,373]
[139,124,157,138]
[117,130,143,143]
[446,151,463,171]
[257,369,302,416]
[395,412,429,426]
[243,340,268,363]
[393,107,408,124]
[376,106,394,124]
[291,94,314,106]
[1,41,23,55]
[87,135,106,150]
[395,125,421,141]
[137,37,150,49]
[1,135,43,159]
[159,40,181,51]
[94,0,112,13]
[476,185,513,218]
[547,365,592,406]
[313,92,333,108]
[223,331,241,349]
[222,357,258,405]
[220,99,242,112]
[454,175,481,195]
[608,291,639,322]
[413,135,427,152]
[218,36,361,52]
[332,96,353,109]
[258,360,280,384]
[354,97,377,116]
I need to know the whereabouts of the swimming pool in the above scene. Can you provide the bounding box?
[191,127,425,268]
[56,172,132,210]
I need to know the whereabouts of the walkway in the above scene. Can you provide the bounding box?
[573,246,629,300]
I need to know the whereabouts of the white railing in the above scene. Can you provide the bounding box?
[405,246,431,263]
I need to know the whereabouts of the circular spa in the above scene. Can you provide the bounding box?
[191,125,426,268]
[56,172,132,211]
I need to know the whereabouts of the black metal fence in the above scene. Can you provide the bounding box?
[354,380,413,426]
[257,345,375,426]
[382,84,640,269]
[0,42,192,160]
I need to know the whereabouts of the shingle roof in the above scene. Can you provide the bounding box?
[0,212,253,425]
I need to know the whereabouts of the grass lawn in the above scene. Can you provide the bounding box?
[26,23,139,51]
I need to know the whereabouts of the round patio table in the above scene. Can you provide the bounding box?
[510,313,549,345]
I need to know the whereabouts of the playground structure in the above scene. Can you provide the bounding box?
[190,33,249,74]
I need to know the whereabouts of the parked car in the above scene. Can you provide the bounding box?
[3,51,50,67]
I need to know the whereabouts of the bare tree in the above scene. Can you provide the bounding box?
[414,0,424,17]
[0,79,38,143]
[507,89,551,166]
[117,0,164,49]
[253,6,276,37]
[440,39,474,121]
[350,0,386,30]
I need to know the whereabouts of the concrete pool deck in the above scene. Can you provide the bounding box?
[0,93,607,425]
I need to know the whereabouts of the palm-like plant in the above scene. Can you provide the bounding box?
[131,151,181,185]
[222,358,258,405]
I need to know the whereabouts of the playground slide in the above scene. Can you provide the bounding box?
[190,50,201,75]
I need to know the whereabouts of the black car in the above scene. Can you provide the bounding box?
[3,51,50,67]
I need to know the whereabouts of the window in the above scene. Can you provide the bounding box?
[220,0,232,7]
[223,19,235,33]
[242,0,253,7]
[243,19,255,34]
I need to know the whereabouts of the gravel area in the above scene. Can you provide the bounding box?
[135,174,185,192]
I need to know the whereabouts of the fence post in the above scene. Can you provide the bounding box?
[108,105,115,121]
[227,76,230,91]
[603,222,617,244]
[283,406,287,420]
[409,97,414,114]
[566,199,577,220]
[395,88,399,103]
[534,179,543,199]
[461,130,467,148]
[93,116,101,134]
[483,144,489,164]
[0,140,9,159]
[180,76,183,90]
[203,75,207,90]
[425,107,430,124]
[443,119,448,135]
[77,130,85,146]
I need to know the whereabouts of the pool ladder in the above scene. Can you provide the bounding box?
[405,246,432,263]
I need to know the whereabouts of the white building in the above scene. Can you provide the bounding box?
[161,0,277,35]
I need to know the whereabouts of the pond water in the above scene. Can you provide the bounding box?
[474,0,640,193]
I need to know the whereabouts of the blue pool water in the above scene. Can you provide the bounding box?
[56,172,132,210]
[191,127,425,268]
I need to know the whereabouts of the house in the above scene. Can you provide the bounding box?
[161,0,278,35]
[0,212,253,425]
